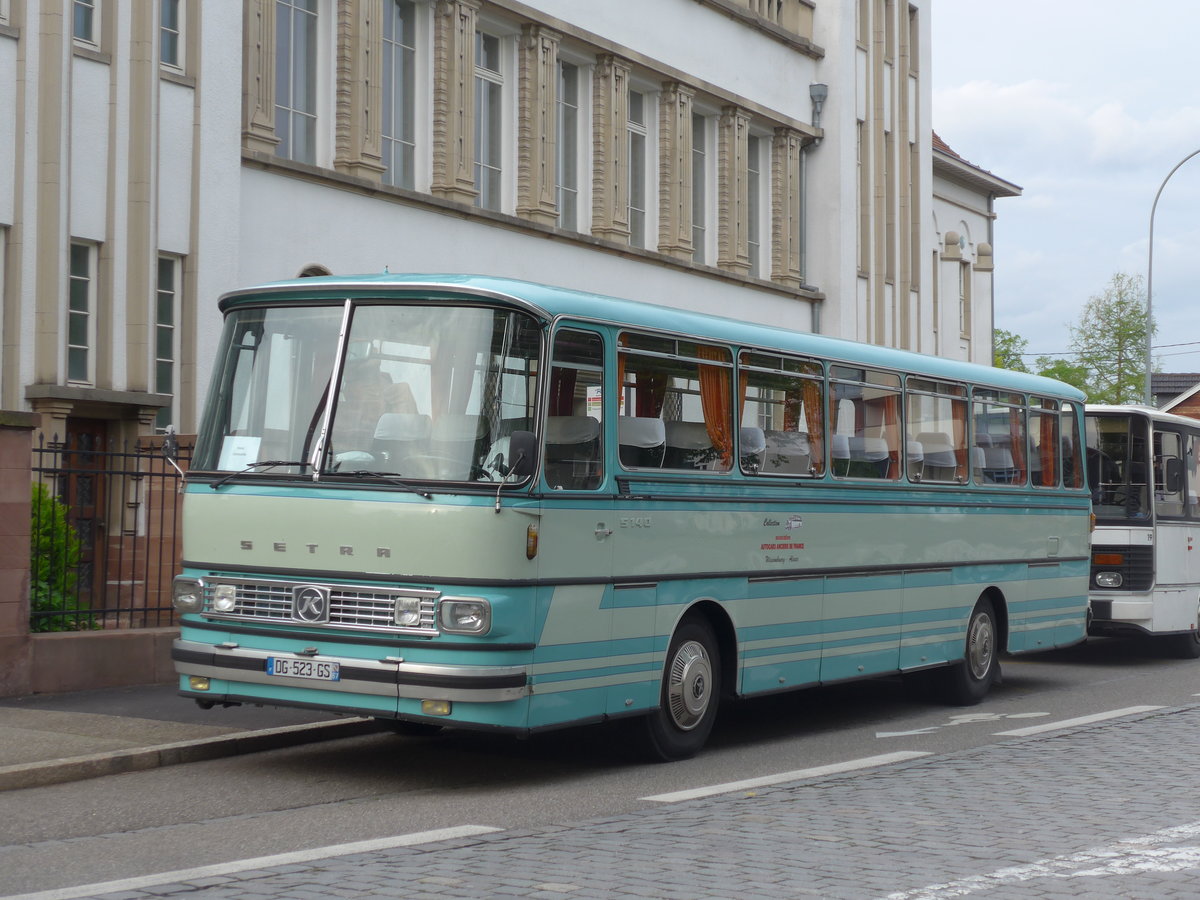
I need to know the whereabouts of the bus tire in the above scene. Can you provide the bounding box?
[1163,629,1200,659]
[937,596,999,706]
[642,618,721,761]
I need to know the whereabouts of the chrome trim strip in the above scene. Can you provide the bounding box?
[173,639,529,702]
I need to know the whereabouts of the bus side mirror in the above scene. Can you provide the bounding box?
[1165,457,1184,494]
[508,430,537,479]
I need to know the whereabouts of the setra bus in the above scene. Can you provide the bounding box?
[171,274,1092,759]
[1085,404,1200,657]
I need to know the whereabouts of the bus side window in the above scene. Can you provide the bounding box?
[1060,402,1084,490]
[545,329,604,490]
[620,334,734,473]
[737,351,825,478]
[830,366,902,480]
[1154,430,1185,517]
[905,378,968,484]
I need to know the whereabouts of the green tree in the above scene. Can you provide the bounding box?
[1069,272,1154,404]
[1034,356,1090,394]
[993,328,1030,372]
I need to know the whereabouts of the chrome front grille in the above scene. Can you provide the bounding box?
[201,578,439,635]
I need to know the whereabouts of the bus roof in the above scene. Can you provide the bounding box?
[221,272,1086,402]
[1087,404,1200,429]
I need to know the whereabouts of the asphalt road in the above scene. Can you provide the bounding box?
[3,635,1199,898]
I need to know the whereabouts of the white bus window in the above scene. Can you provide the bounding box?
[829,366,902,480]
[905,378,967,484]
[738,351,825,477]
[545,329,604,490]
[619,334,733,472]
[1154,430,1185,517]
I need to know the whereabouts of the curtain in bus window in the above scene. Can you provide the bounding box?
[952,400,968,477]
[1008,406,1027,484]
[882,393,901,480]
[697,345,732,468]
[1061,404,1084,489]
[802,379,824,475]
[1038,408,1059,487]
[549,367,577,416]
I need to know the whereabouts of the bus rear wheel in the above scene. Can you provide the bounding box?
[937,596,999,705]
[642,618,721,761]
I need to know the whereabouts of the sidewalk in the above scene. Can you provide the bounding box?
[0,683,380,792]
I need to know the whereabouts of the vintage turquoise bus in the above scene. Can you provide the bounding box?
[172,274,1091,759]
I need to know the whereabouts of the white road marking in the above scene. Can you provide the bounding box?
[0,825,502,900]
[994,705,1163,737]
[881,819,1200,899]
[876,712,1049,739]
[876,727,941,738]
[641,751,931,803]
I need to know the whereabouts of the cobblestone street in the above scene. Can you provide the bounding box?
[33,704,1200,900]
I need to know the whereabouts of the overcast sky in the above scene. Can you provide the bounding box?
[931,1,1200,372]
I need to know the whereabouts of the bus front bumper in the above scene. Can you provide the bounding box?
[172,638,530,703]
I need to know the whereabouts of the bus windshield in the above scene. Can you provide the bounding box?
[192,301,542,481]
[1085,413,1150,521]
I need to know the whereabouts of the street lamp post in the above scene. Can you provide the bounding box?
[1146,148,1200,405]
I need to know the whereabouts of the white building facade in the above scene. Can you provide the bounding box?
[0,0,1014,445]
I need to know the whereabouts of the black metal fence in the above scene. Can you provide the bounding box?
[29,434,191,632]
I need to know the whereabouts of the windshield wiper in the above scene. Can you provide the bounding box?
[339,470,434,500]
[210,460,310,490]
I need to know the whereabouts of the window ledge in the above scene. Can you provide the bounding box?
[0,23,19,40]
[160,68,195,88]
[73,44,111,65]
[243,149,826,307]
[26,383,171,409]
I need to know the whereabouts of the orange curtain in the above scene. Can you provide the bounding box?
[697,346,733,468]
[1039,410,1058,486]
[952,399,968,479]
[802,378,824,474]
[882,393,901,480]
[1008,406,1027,483]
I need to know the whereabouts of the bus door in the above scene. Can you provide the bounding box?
[1153,428,1194,630]
[529,327,618,721]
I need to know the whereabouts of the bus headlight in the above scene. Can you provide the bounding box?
[173,577,204,613]
[440,598,491,634]
[1095,572,1124,588]
[212,584,238,612]
[395,596,423,627]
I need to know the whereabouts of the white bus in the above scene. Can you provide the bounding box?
[1086,404,1200,656]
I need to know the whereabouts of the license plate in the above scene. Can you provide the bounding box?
[266,657,340,681]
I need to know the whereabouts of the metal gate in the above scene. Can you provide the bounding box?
[29,434,190,632]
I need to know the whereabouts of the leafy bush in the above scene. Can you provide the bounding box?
[29,482,88,632]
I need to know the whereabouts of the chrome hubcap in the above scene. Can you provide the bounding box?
[966,611,995,680]
[667,639,712,731]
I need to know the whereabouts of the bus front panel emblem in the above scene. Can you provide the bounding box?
[292,586,331,624]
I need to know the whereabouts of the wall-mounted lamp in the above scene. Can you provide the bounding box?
[809,83,829,134]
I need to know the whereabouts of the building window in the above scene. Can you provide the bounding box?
[692,113,708,263]
[155,256,182,432]
[382,0,417,189]
[557,61,580,230]
[627,89,648,248]
[160,0,183,70]
[474,30,504,210]
[68,243,97,385]
[275,0,318,164]
[74,0,98,46]
[958,261,972,337]
[747,134,763,277]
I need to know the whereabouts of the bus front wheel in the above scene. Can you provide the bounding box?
[642,618,721,761]
[937,596,999,705]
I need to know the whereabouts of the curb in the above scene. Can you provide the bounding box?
[0,718,383,792]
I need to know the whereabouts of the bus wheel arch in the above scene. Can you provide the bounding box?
[641,602,732,761]
[936,590,1003,706]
